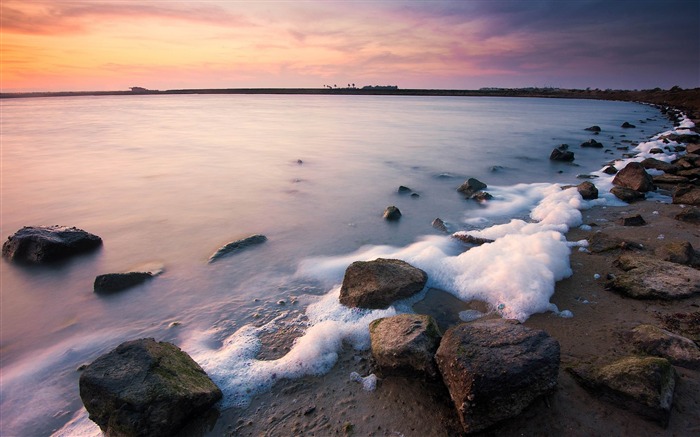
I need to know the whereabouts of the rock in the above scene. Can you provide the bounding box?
[631,325,700,370]
[676,167,700,178]
[410,192,420,198]
[383,206,402,221]
[584,125,602,132]
[550,148,575,162]
[603,165,618,175]
[612,162,655,192]
[659,133,700,144]
[618,214,646,226]
[580,139,604,148]
[452,233,494,246]
[610,186,646,202]
[687,143,700,154]
[339,258,427,309]
[398,186,412,194]
[640,158,678,174]
[94,272,154,294]
[672,185,700,205]
[2,225,102,264]
[208,234,267,263]
[674,206,700,223]
[621,121,636,128]
[435,319,560,434]
[608,254,700,299]
[653,174,689,186]
[79,338,222,437]
[457,178,487,196]
[576,181,598,200]
[586,232,638,253]
[567,356,675,427]
[649,148,664,154]
[431,218,448,233]
[654,241,695,265]
[470,191,493,202]
[369,314,442,378]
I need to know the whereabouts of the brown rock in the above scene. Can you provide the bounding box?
[608,254,700,299]
[654,241,695,265]
[612,162,655,192]
[610,186,646,202]
[640,158,678,174]
[674,206,700,223]
[339,258,427,309]
[457,178,487,196]
[577,181,598,200]
[618,214,646,226]
[631,324,700,370]
[452,233,494,246]
[672,185,700,205]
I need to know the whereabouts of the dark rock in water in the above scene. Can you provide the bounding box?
[658,133,700,144]
[631,324,700,370]
[457,178,487,196]
[470,191,493,202]
[654,241,696,265]
[618,214,646,227]
[435,319,560,434]
[79,338,222,437]
[584,125,602,132]
[672,185,700,206]
[339,258,427,309]
[613,162,655,192]
[608,254,700,299]
[580,139,604,148]
[208,234,267,263]
[674,206,700,223]
[640,158,678,174]
[576,174,599,180]
[94,272,154,293]
[610,186,646,202]
[296,159,303,164]
[576,181,598,200]
[649,148,664,154]
[550,148,575,162]
[383,205,402,221]
[398,185,412,194]
[603,165,618,175]
[2,225,102,264]
[431,218,448,233]
[452,233,494,246]
[567,356,675,427]
[411,192,420,198]
[369,314,442,378]
[621,121,636,128]
[557,143,570,150]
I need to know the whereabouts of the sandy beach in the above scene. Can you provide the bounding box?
[181,105,700,437]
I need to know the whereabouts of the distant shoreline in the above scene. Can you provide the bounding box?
[2,87,698,114]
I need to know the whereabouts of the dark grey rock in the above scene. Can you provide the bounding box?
[621,122,636,128]
[94,272,153,294]
[618,214,646,226]
[567,356,675,427]
[603,165,618,175]
[2,225,102,264]
[398,186,412,194]
[452,233,494,246]
[369,314,442,378]
[383,206,402,221]
[612,162,655,192]
[577,181,598,200]
[550,148,575,162]
[435,319,560,434]
[580,139,604,148]
[631,324,700,370]
[457,178,487,196]
[208,234,267,263]
[608,254,700,299]
[674,206,700,223]
[339,258,427,309]
[431,218,448,233]
[584,125,602,132]
[610,186,646,202]
[79,338,222,437]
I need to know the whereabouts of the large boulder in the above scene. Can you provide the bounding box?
[612,162,655,192]
[567,356,676,427]
[79,338,222,437]
[435,319,560,434]
[2,225,102,263]
[631,324,700,370]
[607,254,700,299]
[339,258,427,309]
[208,234,267,263]
[369,314,442,378]
[672,185,700,205]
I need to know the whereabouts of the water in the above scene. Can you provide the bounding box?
[0,95,672,435]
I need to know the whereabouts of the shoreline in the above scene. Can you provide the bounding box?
[183,99,700,436]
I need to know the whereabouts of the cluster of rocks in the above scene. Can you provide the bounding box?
[339,258,561,434]
[457,177,492,202]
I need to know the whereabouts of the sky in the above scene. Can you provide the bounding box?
[1,0,698,92]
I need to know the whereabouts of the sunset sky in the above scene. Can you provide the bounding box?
[1,0,698,92]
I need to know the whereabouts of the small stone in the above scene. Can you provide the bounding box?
[383,206,402,221]
[431,218,448,233]
[621,121,636,128]
[398,185,412,194]
[603,165,618,175]
[580,139,604,148]
[618,214,646,226]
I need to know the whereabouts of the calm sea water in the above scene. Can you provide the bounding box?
[0,95,670,435]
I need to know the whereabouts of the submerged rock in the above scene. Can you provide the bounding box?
[621,121,637,128]
[584,125,602,132]
[602,165,618,175]
[452,233,494,246]
[383,205,402,221]
[369,314,442,378]
[94,272,154,294]
[549,148,575,162]
[2,225,102,264]
[435,319,560,434]
[612,162,655,192]
[607,254,700,299]
[431,218,448,233]
[208,234,267,263]
[631,324,700,370]
[79,338,222,437]
[580,139,604,148]
[339,258,427,309]
[457,178,487,196]
[567,356,675,427]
